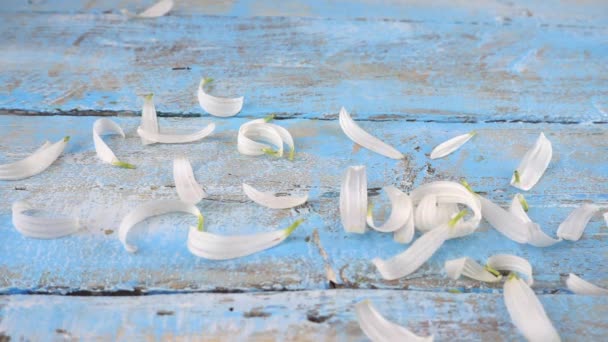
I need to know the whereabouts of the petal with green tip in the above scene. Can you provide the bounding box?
[197,77,243,117]
[0,137,69,180]
[510,132,552,191]
[93,118,135,169]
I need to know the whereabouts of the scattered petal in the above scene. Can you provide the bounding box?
[197,77,243,117]
[237,119,294,159]
[137,94,215,145]
[430,131,475,159]
[487,254,534,285]
[340,165,367,234]
[373,224,450,280]
[187,219,303,260]
[566,273,608,296]
[242,183,307,209]
[393,205,415,244]
[509,194,561,247]
[556,203,599,241]
[510,133,552,191]
[355,300,433,342]
[12,200,79,239]
[444,257,502,282]
[367,186,412,233]
[479,196,530,243]
[503,276,561,342]
[0,137,69,180]
[93,118,134,169]
[173,157,207,205]
[339,107,404,159]
[119,199,203,253]
[604,212,608,227]
[123,0,174,18]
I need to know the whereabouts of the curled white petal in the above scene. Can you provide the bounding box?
[119,199,202,253]
[12,200,79,239]
[93,118,134,168]
[509,194,561,247]
[444,257,501,282]
[414,195,459,233]
[137,94,215,145]
[393,207,415,244]
[124,0,174,18]
[355,300,433,342]
[339,107,404,160]
[373,224,449,280]
[410,181,481,238]
[198,78,243,117]
[504,277,561,342]
[511,132,552,191]
[238,120,285,157]
[479,196,530,243]
[367,186,412,233]
[556,203,599,241]
[566,274,608,296]
[242,183,307,209]
[430,132,475,159]
[340,166,367,234]
[0,137,69,180]
[487,254,533,285]
[187,219,302,260]
[173,157,207,205]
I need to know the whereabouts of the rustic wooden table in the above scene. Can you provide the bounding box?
[0,0,607,340]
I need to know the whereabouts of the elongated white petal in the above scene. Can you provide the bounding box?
[340,166,367,234]
[410,181,482,238]
[137,94,215,145]
[511,132,552,191]
[119,200,203,253]
[445,257,501,282]
[242,183,307,209]
[604,212,608,227]
[373,224,449,280]
[509,194,561,247]
[430,132,475,159]
[367,186,412,233]
[187,219,302,260]
[393,206,415,244]
[12,200,79,239]
[566,274,608,296]
[355,300,433,342]
[173,157,206,205]
[479,196,530,243]
[238,121,284,157]
[93,118,134,169]
[135,0,173,18]
[504,277,561,342]
[0,137,69,180]
[339,107,403,160]
[556,203,599,241]
[197,78,243,117]
[487,254,533,285]
[414,195,459,233]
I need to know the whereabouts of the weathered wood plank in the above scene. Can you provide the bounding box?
[1,290,607,341]
[0,13,607,121]
[0,115,605,293]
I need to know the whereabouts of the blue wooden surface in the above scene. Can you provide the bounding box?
[0,0,607,340]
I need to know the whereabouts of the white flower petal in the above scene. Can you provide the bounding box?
[242,183,308,209]
[12,200,79,239]
[430,132,475,159]
[487,254,534,285]
[137,94,215,145]
[339,107,404,160]
[604,212,608,227]
[187,219,302,260]
[238,120,285,157]
[556,203,599,241]
[355,300,433,342]
[132,0,174,18]
[0,136,69,180]
[414,195,459,233]
[197,78,243,117]
[444,257,501,282]
[119,199,203,253]
[479,196,530,243]
[173,157,207,205]
[367,186,412,233]
[510,132,552,191]
[340,165,367,234]
[393,207,415,244]
[509,194,561,247]
[93,118,134,169]
[504,276,561,342]
[373,224,450,280]
[566,273,608,296]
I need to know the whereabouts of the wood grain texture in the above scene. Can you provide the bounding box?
[0,115,605,294]
[0,12,607,121]
[1,290,607,341]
